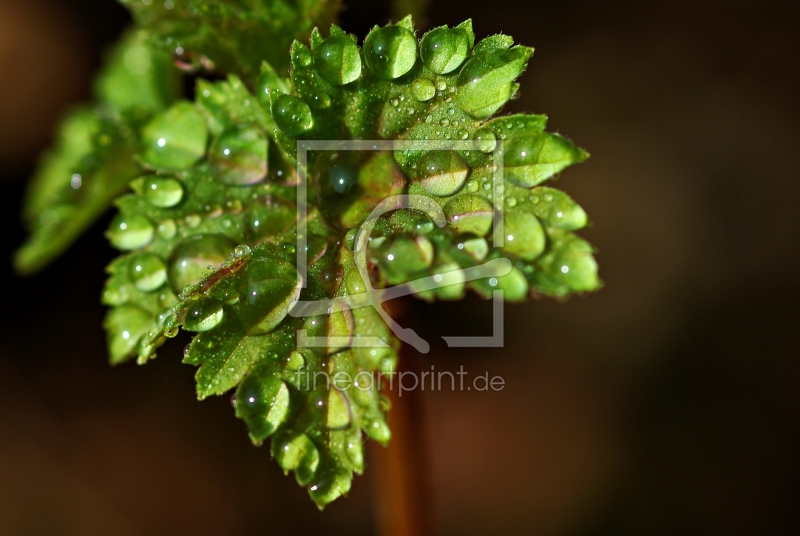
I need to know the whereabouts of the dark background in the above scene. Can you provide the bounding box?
[1,0,798,534]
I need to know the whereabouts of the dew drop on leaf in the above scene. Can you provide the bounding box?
[166,234,237,293]
[234,245,251,258]
[444,195,493,236]
[473,127,497,152]
[128,252,167,292]
[307,90,331,109]
[184,298,224,332]
[502,211,545,261]
[313,34,362,85]
[411,78,436,101]
[417,151,470,196]
[363,25,417,79]
[141,175,184,208]
[108,213,154,250]
[240,258,301,335]
[140,102,209,170]
[208,126,268,185]
[245,197,297,242]
[420,27,470,74]
[157,218,177,239]
[272,94,314,136]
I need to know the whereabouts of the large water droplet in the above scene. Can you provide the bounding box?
[314,34,361,85]
[420,27,470,74]
[444,194,493,236]
[209,126,268,185]
[140,102,209,170]
[473,127,497,152]
[417,151,470,196]
[272,94,313,136]
[240,258,301,335]
[321,263,343,296]
[245,196,297,242]
[129,253,167,292]
[141,175,184,207]
[378,235,434,284]
[455,48,532,119]
[157,219,177,239]
[474,266,529,301]
[184,298,224,332]
[167,234,237,293]
[108,213,154,250]
[503,211,546,261]
[411,78,436,101]
[363,25,417,80]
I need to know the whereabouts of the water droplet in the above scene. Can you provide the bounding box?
[411,78,436,101]
[129,253,167,292]
[439,118,450,127]
[503,211,545,260]
[425,114,433,123]
[444,195,493,236]
[184,214,201,228]
[167,234,236,293]
[245,196,297,242]
[313,34,361,85]
[157,219,177,239]
[436,79,447,91]
[209,126,268,185]
[141,175,184,207]
[455,48,532,119]
[390,98,399,107]
[272,94,313,136]
[321,264,344,295]
[465,179,478,193]
[420,27,470,74]
[473,127,497,152]
[507,197,517,207]
[108,213,154,250]
[363,25,417,79]
[417,151,470,196]
[184,298,224,332]
[140,102,209,170]
[307,90,331,109]
[240,258,301,335]
[234,245,251,258]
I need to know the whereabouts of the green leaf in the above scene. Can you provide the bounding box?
[146,243,395,507]
[95,17,600,508]
[119,0,342,83]
[15,31,180,274]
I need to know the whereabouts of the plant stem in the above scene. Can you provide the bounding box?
[372,352,433,536]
